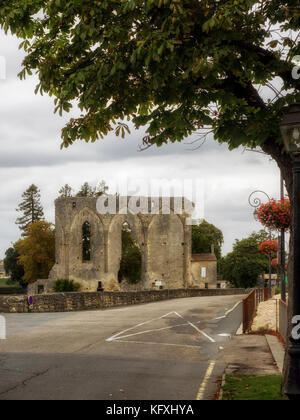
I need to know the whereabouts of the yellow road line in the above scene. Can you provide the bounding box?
[196,360,216,400]
[225,301,241,316]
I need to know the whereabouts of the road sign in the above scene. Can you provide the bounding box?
[28,296,34,309]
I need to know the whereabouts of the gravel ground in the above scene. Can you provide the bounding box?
[251,295,283,332]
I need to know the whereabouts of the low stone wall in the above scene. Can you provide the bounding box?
[0,287,27,295]
[0,288,249,314]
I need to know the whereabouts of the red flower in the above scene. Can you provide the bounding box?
[259,241,278,256]
[257,198,291,230]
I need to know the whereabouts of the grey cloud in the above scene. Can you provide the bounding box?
[0,30,284,261]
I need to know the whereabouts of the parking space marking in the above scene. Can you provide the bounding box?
[106,312,175,342]
[107,311,216,344]
[174,312,215,343]
[187,321,216,343]
[112,340,202,349]
[109,321,191,341]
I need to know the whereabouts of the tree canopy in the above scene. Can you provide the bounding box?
[0,1,298,187]
[76,181,109,197]
[58,184,74,197]
[118,224,142,285]
[16,184,44,234]
[192,220,223,260]
[3,247,25,286]
[15,221,55,284]
[220,230,274,288]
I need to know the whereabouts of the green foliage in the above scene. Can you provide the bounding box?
[3,247,25,286]
[15,221,55,284]
[53,279,81,293]
[274,286,281,295]
[0,0,298,158]
[76,181,108,197]
[0,277,21,288]
[118,228,142,285]
[16,184,44,234]
[58,184,73,197]
[220,231,271,289]
[58,181,108,197]
[192,220,224,260]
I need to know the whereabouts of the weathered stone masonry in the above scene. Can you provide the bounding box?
[49,196,193,291]
[0,289,250,313]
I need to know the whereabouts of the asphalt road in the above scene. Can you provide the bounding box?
[0,295,244,400]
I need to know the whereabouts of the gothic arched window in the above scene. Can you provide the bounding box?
[82,221,91,262]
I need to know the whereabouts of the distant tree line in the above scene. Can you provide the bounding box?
[219,231,277,289]
[5,182,268,290]
[4,181,108,287]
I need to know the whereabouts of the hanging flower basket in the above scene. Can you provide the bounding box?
[271,257,288,270]
[257,198,291,230]
[259,240,278,257]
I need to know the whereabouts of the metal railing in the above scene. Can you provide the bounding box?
[243,288,268,333]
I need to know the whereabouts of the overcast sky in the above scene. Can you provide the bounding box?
[0,30,282,260]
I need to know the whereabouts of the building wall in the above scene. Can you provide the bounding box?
[191,259,218,288]
[0,262,5,278]
[49,197,192,291]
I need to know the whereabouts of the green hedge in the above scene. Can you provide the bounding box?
[53,279,81,293]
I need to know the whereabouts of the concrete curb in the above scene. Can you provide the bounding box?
[265,334,284,374]
[236,322,243,335]
[218,373,226,400]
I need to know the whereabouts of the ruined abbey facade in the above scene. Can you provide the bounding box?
[49,196,193,291]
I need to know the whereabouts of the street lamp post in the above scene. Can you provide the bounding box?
[280,103,300,400]
[248,190,272,298]
[280,175,286,302]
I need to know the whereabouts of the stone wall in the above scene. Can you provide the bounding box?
[27,279,55,295]
[0,288,249,313]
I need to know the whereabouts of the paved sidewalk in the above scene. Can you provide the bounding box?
[222,334,280,376]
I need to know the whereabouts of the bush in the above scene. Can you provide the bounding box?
[53,279,81,293]
[274,286,281,295]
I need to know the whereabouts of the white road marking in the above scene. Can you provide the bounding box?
[218,333,231,337]
[187,321,216,343]
[110,322,192,341]
[106,312,174,342]
[107,310,216,344]
[174,311,184,319]
[112,340,202,349]
[196,360,216,400]
[173,311,216,343]
[215,316,226,320]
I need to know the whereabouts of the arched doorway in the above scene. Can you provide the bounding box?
[108,214,144,286]
[118,222,142,285]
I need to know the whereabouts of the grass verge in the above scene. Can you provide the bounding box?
[0,278,20,288]
[222,374,288,400]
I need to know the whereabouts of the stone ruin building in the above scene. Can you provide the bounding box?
[48,196,194,291]
[27,195,220,295]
